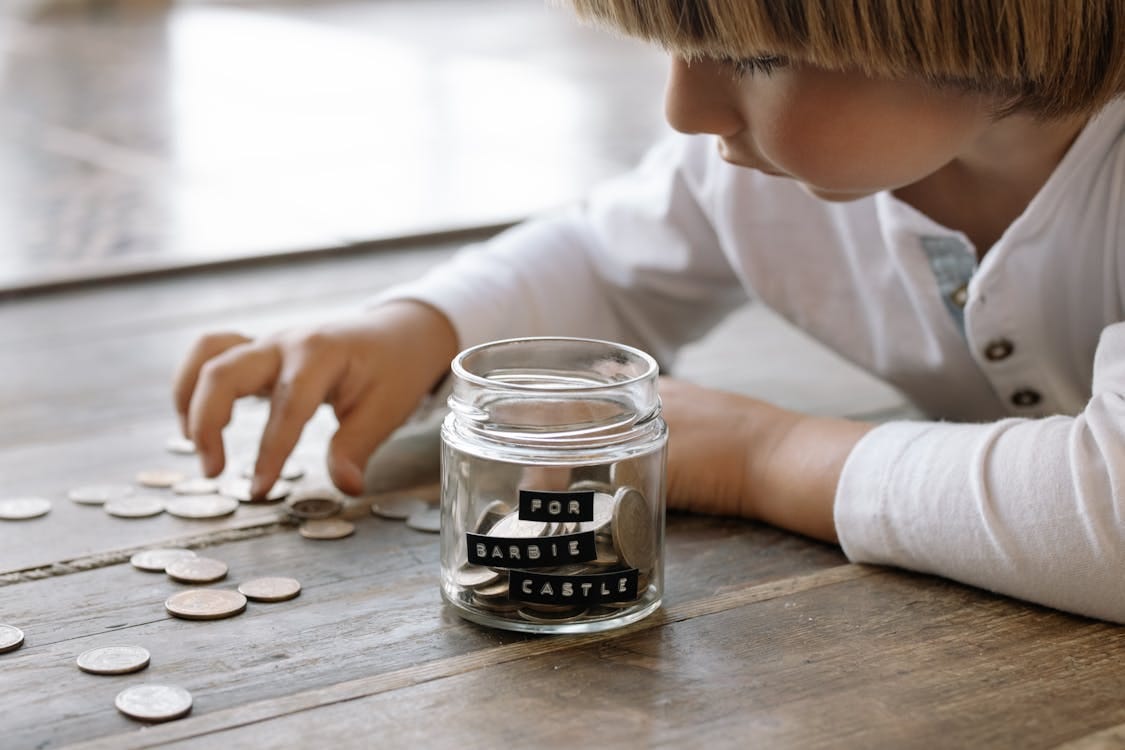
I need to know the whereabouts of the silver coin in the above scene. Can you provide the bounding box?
[488,511,550,538]
[299,518,355,540]
[77,645,151,675]
[609,460,646,490]
[136,469,187,489]
[0,624,24,653]
[242,460,305,482]
[105,496,165,519]
[471,594,520,614]
[220,478,291,503]
[472,578,511,600]
[115,684,193,723]
[165,436,197,455]
[165,494,239,520]
[68,484,134,506]
[472,499,512,534]
[568,478,616,495]
[517,606,589,624]
[171,478,219,496]
[452,565,501,588]
[130,548,198,573]
[165,557,229,584]
[611,487,654,571]
[238,577,301,602]
[576,492,615,534]
[405,506,441,534]
[165,589,247,620]
[285,488,343,520]
[369,494,429,520]
[0,497,51,520]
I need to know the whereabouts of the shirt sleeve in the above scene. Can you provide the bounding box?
[835,320,1125,622]
[369,135,749,369]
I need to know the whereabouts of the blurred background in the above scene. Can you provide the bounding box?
[0,0,669,293]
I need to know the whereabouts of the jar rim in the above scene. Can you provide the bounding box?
[451,337,659,393]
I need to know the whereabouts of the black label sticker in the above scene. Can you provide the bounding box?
[466,531,597,568]
[518,489,594,522]
[509,569,639,605]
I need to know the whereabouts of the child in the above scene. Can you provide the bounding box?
[173,0,1125,622]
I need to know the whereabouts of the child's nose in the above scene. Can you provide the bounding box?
[664,57,744,137]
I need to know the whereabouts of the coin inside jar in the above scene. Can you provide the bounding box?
[76,645,151,675]
[488,511,551,538]
[130,548,198,573]
[238,577,301,602]
[452,564,501,588]
[115,685,193,723]
[165,557,229,584]
[610,487,654,572]
[165,589,247,620]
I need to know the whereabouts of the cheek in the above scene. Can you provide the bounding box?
[750,82,985,193]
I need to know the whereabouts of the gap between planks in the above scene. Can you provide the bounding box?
[1054,724,1125,750]
[61,562,879,750]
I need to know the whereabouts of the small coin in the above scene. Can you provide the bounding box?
[611,486,655,571]
[576,492,615,535]
[299,518,355,540]
[286,488,343,520]
[238,577,301,602]
[568,479,616,495]
[68,484,134,506]
[171,478,219,496]
[405,506,441,534]
[452,565,500,589]
[242,460,305,482]
[105,496,165,519]
[136,469,187,489]
[0,497,51,520]
[165,589,247,620]
[76,645,151,675]
[115,684,193,723]
[472,499,512,534]
[130,548,198,573]
[517,606,589,624]
[488,511,549,539]
[369,495,429,520]
[0,624,25,653]
[165,436,198,455]
[220,478,291,503]
[166,557,229,584]
[165,494,239,520]
[471,594,519,613]
[472,578,511,600]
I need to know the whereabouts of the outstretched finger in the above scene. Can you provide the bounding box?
[173,332,252,437]
[326,389,407,496]
[188,341,282,477]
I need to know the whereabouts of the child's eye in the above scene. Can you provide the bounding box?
[728,55,787,78]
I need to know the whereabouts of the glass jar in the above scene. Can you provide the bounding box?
[440,337,667,634]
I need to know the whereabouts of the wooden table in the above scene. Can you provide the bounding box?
[3,243,1124,750]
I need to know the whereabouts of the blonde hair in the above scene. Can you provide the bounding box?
[565,0,1125,117]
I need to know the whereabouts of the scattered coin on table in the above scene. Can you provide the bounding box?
[220,478,291,503]
[285,488,343,519]
[135,469,186,489]
[0,624,25,653]
[299,518,355,540]
[164,436,197,456]
[165,494,239,520]
[130,548,198,573]
[242,460,305,482]
[76,646,150,675]
[238,577,301,602]
[0,497,52,520]
[165,589,247,620]
[165,557,229,584]
[370,495,429,520]
[104,496,165,519]
[115,685,193,723]
[68,484,134,506]
[405,506,442,534]
[171,477,219,496]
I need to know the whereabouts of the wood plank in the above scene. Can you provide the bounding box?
[92,571,1125,750]
[2,512,847,749]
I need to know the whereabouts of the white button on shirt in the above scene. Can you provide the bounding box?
[380,98,1125,622]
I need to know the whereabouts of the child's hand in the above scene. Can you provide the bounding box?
[659,377,871,543]
[173,300,459,498]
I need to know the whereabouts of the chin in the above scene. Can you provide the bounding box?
[799,183,878,203]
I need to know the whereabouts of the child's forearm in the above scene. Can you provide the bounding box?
[745,411,874,543]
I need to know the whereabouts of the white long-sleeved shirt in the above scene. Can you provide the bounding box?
[382,97,1125,622]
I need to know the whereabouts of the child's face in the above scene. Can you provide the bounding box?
[665,57,997,201]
